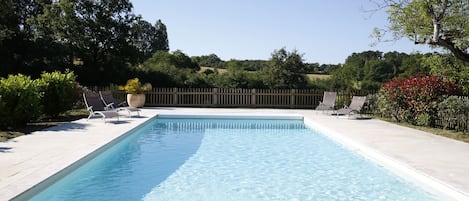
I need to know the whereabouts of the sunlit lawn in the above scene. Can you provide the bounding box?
[376,116,469,143]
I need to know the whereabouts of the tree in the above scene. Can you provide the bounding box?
[132,19,169,62]
[215,60,249,88]
[320,64,341,74]
[374,0,469,62]
[28,0,140,84]
[132,20,154,61]
[153,19,169,52]
[172,50,199,71]
[137,50,201,87]
[304,63,320,73]
[0,0,68,77]
[142,50,199,71]
[331,51,383,90]
[262,48,308,89]
[214,60,266,88]
[0,0,16,42]
[399,53,429,77]
[191,54,226,68]
[423,53,469,94]
[0,0,45,41]
[329,51,425,91]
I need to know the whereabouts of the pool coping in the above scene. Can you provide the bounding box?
[1,108,469,200]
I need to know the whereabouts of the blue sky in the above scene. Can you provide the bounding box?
[132,0,434,64]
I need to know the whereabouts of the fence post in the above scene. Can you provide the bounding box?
[251,89,257,108]
[290,89,296,108]
[172,88,178,105]
[213,88,218,106]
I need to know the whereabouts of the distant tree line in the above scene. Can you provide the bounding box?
[139,48,468,93]
[190,50,467,94]
[191,54,336,74]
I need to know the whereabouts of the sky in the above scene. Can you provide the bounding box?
[132,0,434,64]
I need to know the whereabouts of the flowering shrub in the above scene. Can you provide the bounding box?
[378,75,461,126]
[118,78,152,94]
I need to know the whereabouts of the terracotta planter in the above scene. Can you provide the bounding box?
[127,94,145,108]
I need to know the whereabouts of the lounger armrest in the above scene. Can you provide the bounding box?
[104,102,115,110]
[117,101,128,107]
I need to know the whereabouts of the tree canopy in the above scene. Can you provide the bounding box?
[262,48,308,89]
[330,51,429,91]
[0,0,169,85]
[375,0,469,62]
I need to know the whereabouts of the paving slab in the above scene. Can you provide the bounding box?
[0,108,468,200]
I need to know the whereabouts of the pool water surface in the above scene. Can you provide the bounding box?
[30,117,447,201]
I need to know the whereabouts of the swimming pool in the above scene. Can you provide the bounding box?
[29,116,449,201]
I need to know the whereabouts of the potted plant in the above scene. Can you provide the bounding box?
[119,78,152,108]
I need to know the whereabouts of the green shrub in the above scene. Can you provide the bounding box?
[438,96,469,133]
[0,74,42,129]
[378,75,461,126]
[363,93,379,115]
[37,71,79,117]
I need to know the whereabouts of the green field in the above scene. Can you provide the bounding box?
[199,67,331,81]
[199,66,228,74]
[305,74,331,80]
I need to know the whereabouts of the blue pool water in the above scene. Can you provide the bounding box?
[30,117,447,201]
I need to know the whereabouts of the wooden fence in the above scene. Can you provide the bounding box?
[86,87,467,132]
[87,87,375,109]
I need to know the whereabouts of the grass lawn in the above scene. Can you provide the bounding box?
[0,109,88,142]
[401,123,469,143]
[376,117,469,143]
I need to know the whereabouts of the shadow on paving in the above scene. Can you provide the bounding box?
[0,147,12,153]
[43,122,90,132]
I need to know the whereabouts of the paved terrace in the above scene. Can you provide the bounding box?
[1,108,469,200]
